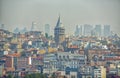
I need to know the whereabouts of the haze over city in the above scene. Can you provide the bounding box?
[1,0,120,78]
[0,0,120,35]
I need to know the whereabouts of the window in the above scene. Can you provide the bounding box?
[63,55,65,59]
[71,76,75,78]
[59,56,61,59]
[67,55,69,59]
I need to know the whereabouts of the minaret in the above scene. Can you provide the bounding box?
[31,22,34,31]
[54,15,65,46]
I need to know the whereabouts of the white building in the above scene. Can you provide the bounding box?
[43,52,86,74]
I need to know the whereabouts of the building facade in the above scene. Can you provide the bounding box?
[104,25,110,37]
[45,24,50,36]
[93,66,106,78]
[83,24,93,36]
[74,25,82,36]
[95,25,102,36]
[43,52,86,74]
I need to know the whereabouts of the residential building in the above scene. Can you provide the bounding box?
[5,56,14,68]
[17,57,29,70]
[79,65,93,78]
[93,66,106,78]
[117,63,120,76]
[43,52,86,74]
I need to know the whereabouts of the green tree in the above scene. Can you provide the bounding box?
[29,73,35,78]
[24,73,47,78]
[7,74,13,78]
[34,73,40,78]
[51,73,56,78]
[24,74,29,78]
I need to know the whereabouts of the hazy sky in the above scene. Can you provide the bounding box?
[0,0,120,35]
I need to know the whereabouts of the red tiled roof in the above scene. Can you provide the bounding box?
[6,53,21,57]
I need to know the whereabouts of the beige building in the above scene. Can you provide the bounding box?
[117,63,120,76]
[94,66,106,78]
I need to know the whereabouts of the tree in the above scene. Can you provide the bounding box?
[34,73,40,78]
[51,73,56,78]
[7,74,13,78]
[24,74,29,78]
[24,73,47,78]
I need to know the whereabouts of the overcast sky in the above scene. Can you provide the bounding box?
[0,0,120,35]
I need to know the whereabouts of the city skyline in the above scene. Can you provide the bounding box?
[0,0,120,35]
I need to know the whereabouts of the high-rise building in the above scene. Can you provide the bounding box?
[83,24,93,36]
[95,25,102,36]
[14,27,19,34]
[31,22,34,31]
[45,24,50,36]
[0,24,5,29]
[103,25,110,37]
[75,25,79,36]
[54,15,65,45]
[21,27,27,33]
[31,22,38,31]
[74,25,82,36]
[0,24,1,28]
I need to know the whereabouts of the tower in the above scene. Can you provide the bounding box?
[54,15,65,46]
[31,22,34,31]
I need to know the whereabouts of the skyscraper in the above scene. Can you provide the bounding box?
[45,24,50,36]
[54,15,65,45]
[74,25,82,36]
[14,27,19,34]
[83,24,93,36]
[31,22,38,31]
[31,22,34,31]
[103,25,110,37]
[95,25,102,36]
[0,24,5,29]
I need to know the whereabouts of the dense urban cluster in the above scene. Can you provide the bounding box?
[0,16,120,78]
